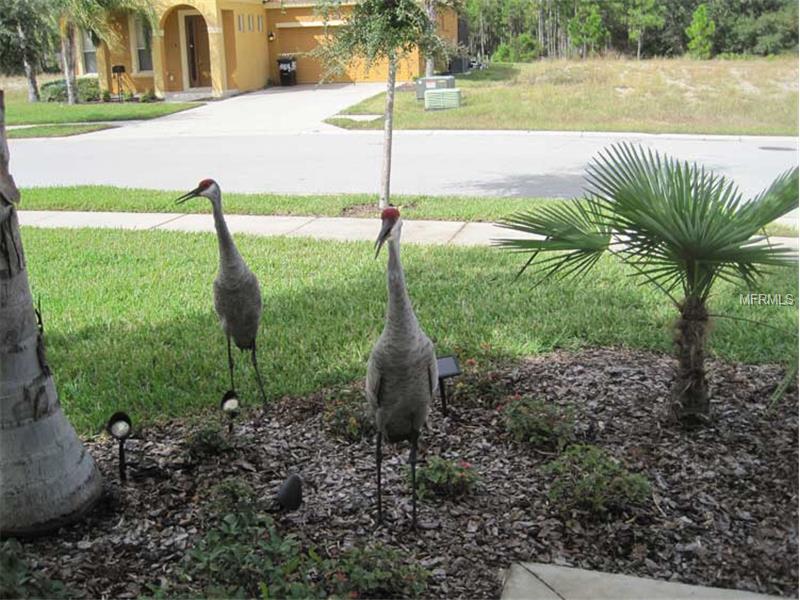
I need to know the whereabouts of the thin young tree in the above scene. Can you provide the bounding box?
[496,143,798,426]
[317,0,446,208]
[0,90,103,536]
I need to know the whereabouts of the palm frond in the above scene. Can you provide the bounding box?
[494,197,611,281]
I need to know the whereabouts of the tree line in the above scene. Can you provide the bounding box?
[462,0,799,62]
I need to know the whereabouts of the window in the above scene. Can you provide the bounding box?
[81,29,97,74]
[237,14,244,32]
[133,16,153,72]
[247,14,254,32]
[257,15,264,32]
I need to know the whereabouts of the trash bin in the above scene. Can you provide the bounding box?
[278,56,297,86]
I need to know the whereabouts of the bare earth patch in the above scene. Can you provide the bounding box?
[20,348,797,598]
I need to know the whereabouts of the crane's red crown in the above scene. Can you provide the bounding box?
[381,207,400,221]
[198,178,215,190]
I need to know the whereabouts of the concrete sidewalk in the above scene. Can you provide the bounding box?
[17,210,799,250]
[502,563,783,600]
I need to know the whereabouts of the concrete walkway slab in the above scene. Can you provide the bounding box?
[157,213,315,235]
[16,210,798,253]
[502,563,781,600]
[16,210,179,230]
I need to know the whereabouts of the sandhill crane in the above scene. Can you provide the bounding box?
[176,179,267,406]
[367,206,438,529]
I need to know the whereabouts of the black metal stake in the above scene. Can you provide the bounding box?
[118,439,127,482]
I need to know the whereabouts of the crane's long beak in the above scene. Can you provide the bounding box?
[374,220,392,258]
[175,187,201,205]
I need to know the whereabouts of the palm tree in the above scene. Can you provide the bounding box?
[496,143,798,426]
[52,0,153,104]
[0,91,102,535]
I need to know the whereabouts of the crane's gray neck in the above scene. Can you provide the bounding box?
[211,198,244,276]
[385,238,419,334]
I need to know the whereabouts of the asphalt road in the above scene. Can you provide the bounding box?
[10,129,798,201]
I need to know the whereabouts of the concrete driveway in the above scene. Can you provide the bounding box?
[88,83,385,139]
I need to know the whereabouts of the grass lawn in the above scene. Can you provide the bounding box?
[331,56,799,135]
[8,123,115,139]
[23,227,798,435]
[2,77,200,125]
[19,185,558,222]
[19,185,799,237]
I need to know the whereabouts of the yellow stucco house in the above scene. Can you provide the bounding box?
[78,0,459,98]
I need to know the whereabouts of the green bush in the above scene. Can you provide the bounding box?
[321,545,429,598]
[0,539,70,599]
[503,396,574,450]
[412,456,479,500]
[323,386,375,443]
[491,34,540,63]
[140,88,157,103]
[544,445,650,515]
[101,89,112,102]
[40,77,100,103]
[186,424,230,461]
[122,89,135,102]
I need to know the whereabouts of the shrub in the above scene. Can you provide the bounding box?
[185,512,316,599]
[186,424,230,461]
[323,385,374,443]
[492,42,513,62]
[412,456,479,500]
[140,88,157,103]
[40,77,100,103]
[122,89,135,102]
[513,32,540,62]
[503,397,574,450]
[321,545,429,598]
[544,445,650,515]
[0,539,70,599]
[101,90,112,102]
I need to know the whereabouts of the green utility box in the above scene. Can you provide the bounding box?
[415,75,455,100]
[424,88,462,110]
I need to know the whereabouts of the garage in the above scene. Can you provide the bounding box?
[277,24,353,84]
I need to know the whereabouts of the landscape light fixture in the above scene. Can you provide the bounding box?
[106,411,132,482]
[220,390,240,434]
[436,355,462,417]
[268,31,275,42]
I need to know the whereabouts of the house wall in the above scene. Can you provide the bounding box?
[265,4,429,85]
[218,0,270,91]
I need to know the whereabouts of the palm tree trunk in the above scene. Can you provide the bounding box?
[0,91,102,536]
[16,23,40,102]
[670,295,710,425]
[424,0,436,77]
[378,53,397,209]
[61,22,78,105]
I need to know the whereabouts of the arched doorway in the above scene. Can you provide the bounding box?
[161,5,212,91]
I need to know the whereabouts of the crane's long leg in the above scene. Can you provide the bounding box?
[409,433,419,530]
[376,432,383,526]
[250,344,268,406]
[226,336,235,391]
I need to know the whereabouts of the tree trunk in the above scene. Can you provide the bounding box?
[637,34,642,60]
[670,295,710,426]
[0,90,102,536]
[424,0,436,77]
[61,22,78,105]
[16,23,40,103]
[378,54,397,209]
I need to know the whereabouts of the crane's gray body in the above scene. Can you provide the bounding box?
[210,195,262,350]
[366,229,437,444]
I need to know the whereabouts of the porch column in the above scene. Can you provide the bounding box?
[96,42,111,92]
[152,29,166,99]
[207,27,227,97]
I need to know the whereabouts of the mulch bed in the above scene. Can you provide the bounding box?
[21,347,798,598]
